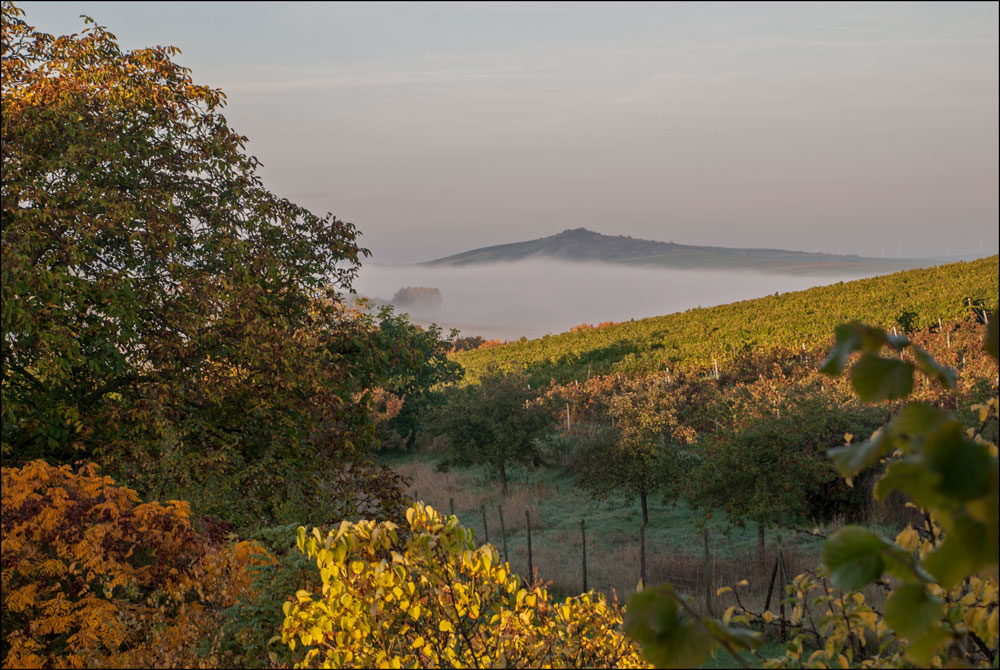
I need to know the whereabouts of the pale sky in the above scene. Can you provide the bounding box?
[17,1,1000,264]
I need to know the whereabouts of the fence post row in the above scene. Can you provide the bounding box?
[581,518,588,593]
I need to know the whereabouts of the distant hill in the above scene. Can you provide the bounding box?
[419,227,930,275]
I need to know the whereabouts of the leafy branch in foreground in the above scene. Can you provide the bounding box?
[625,310,999,668]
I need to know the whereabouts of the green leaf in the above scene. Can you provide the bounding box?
[910,346,956,390]
[889,402,950,442]
[924,513,997,589]
[902,627,951,667]
[874,459,946,508]
[880,540,934,583]
[849,354,913,402]
[822,526,885,590]
[702,619,761,650]
[828,431,891,477]
[625,586,716,669]
[922,423,992,502]
[820,323,862,375]
[884,583,945,638]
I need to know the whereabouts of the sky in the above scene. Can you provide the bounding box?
[17,1,1000,264]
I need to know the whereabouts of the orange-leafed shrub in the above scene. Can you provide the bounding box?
[1,460,270,669]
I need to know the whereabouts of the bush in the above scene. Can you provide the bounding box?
[1,461,270,668]
[282,502,650,668]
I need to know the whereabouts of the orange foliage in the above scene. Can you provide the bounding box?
[1,461,270,669]
[476,338,507,349]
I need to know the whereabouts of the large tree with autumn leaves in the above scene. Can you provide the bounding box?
[0,2,437,527]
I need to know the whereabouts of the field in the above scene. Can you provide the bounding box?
[385,454,907,609]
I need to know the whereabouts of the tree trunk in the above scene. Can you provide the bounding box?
[499,462,508,497]
[640,490,648,526]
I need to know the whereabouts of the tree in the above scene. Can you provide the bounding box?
[688,383,885,552]
[367,306,463,451]
[0,3,409,527]
[433,369,555,495]
[575,376,699,526]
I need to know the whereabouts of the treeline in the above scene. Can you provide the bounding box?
[424,317,996,542]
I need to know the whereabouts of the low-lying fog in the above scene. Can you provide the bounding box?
[354,260,873,340]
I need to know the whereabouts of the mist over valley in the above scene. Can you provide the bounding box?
[354,260,881,340]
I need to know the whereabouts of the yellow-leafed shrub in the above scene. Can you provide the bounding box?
[282,502,651,669]
[1,460,269,668]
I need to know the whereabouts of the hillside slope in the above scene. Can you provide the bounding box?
[421,227,929,275]
[451,256,999,384]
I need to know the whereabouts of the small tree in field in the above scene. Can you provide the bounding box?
[688,384,885,552]
[575,376,697,526]
[434,369,555,495]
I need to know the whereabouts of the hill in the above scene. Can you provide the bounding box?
[450,256,999,384]
[420,227,930,275]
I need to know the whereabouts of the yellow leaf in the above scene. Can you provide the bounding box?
[439,620,453,633]
[716,586,732,596]
[411,636,424,649]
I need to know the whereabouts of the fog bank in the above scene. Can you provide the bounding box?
[354,260,874,340]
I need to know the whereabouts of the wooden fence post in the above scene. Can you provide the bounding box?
[526,510,533,584]
[498,505,509,563]
[764,555,779,611]
[581,518,588,593]
[481,504,489,545]
[449,497,455,516]
[702,526,714,616]
[640,522,647,590]
[778,548,789,642]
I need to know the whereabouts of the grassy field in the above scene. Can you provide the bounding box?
[381,454,900,611]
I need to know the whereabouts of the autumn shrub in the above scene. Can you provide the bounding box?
[281,502,651,668]
[1,461,270,669]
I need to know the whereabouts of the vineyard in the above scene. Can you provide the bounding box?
[451,257,999,384]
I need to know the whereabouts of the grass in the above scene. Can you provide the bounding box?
[381,453,854,611]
